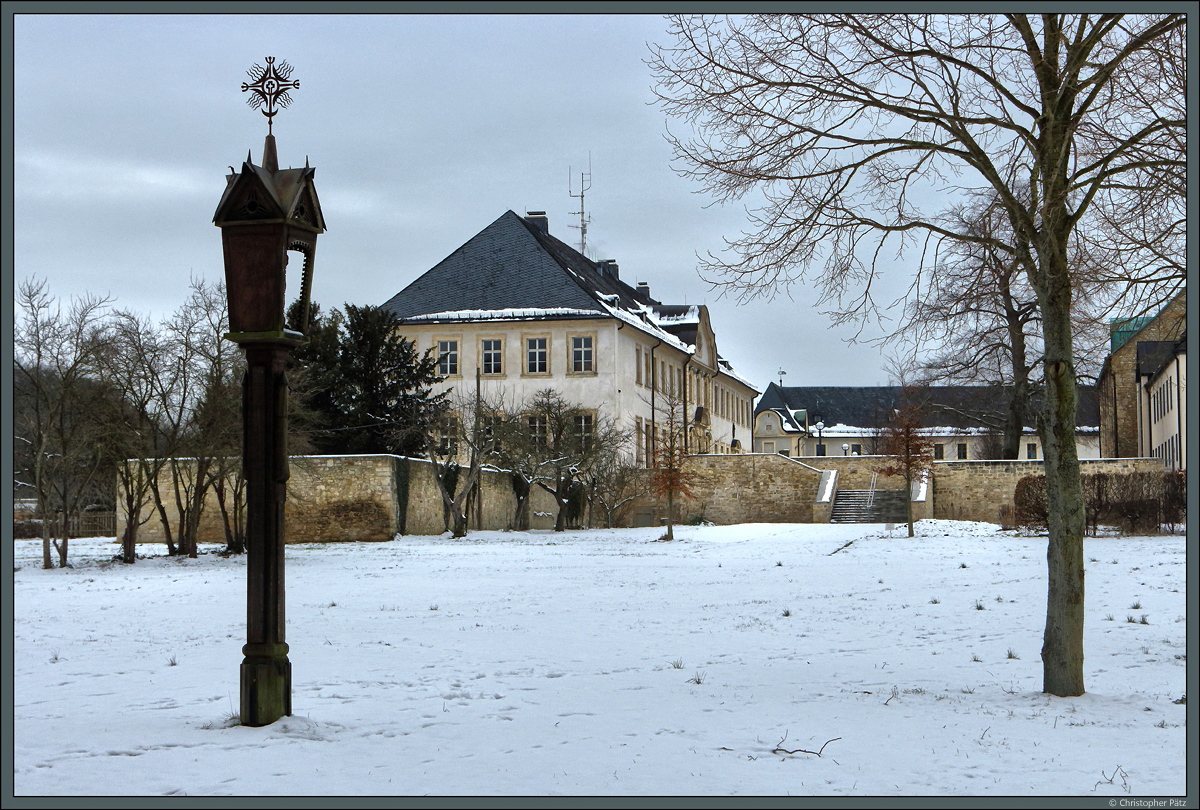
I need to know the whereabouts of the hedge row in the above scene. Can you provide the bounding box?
[1013,470,1186,533]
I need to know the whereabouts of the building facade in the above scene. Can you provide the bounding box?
[752,383,1101,461]
[1141,331,1187,470]
[381,211,758,464]
[1097,291,1186,461]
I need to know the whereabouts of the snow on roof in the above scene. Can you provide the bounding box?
[806,423,1098,437]
[649,305,701,324]
[402,301,758,393]
[595,298,691,354]
[716,356,758,392]
[402,307,605,323]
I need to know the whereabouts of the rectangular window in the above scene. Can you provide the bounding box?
[851,443,862,456]
[635,346,643,385]
[481,413,504,452]
[957,443,968,460]
[527,414,547,447]
[438,414,459,456]
[635,417,644,464]
[437,340,458,377]
[526,337,548,374]
[574,412,594,451]
[1026,442,1037,460]
[481,339,502,375]
[934,444,945,460]
[763,440,775,454]
[571,336,594,373]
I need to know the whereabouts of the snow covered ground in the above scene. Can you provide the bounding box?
[11,521,1189,797]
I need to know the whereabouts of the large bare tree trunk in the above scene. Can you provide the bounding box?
[56,512,69,568]
[1038,277,1086,696]
[41,518,53,570]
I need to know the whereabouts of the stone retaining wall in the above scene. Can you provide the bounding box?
[655,454,1165,527]
[930,457,1166,524]
[121,453,1172,543]
[675,453,822,524]
[120,455,558,545]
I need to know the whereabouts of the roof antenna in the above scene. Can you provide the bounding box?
[569,153,592,257]
[778,368,787,387]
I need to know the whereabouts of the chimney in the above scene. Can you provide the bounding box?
[601,259,619,280]
[637,281,650,299]
[526,211,549,233]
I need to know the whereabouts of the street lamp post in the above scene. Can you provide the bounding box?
[213,57,326,727]
[814,421,825,457]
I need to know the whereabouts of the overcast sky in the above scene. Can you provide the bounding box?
[13,12,919,391]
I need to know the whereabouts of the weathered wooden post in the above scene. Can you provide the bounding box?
[213,56,325,727]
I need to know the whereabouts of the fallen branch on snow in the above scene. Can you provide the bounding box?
[773,730,842,757]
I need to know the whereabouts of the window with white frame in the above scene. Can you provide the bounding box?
[527,414,547,446]
[437,414,459,456]
[437,339,459,377]
[481,338,503,375]
[526,337,548,374]
[571,335,594,373]
[574,412,594,451]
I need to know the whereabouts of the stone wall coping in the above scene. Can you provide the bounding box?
[740,452,825,473]
[816,469,837,503]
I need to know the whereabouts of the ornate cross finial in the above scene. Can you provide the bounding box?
[242,56,299,135]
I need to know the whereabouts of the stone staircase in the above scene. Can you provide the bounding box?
[830,489,909,523]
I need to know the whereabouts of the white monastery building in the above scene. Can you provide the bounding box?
[381,210,759,465]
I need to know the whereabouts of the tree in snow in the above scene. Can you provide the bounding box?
[877,398,937,538]
[646,382,694,541]
[14,278,113,569]
[493,389,631,532]
[650,11,1184,696]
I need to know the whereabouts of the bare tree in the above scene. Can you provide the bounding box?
[893,197,1041,459]
[426,395,484,539]
[95,310,170,563]
[646,383,693,541]
[495,389,631,533]
[651,13,1184,696]
[14,278,112,569]
[583,452,644,529]
[143,279,244,558]
[877,399,937,538]
[1076,20,1186,319]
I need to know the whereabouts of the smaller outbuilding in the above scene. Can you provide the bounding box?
[752,383,1101,461]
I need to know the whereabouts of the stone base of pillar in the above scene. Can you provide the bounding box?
[240,642,292,727]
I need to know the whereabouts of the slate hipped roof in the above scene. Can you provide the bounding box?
[1136,333,1187,382]
[381,210,658,321]
[755,383,1100,432]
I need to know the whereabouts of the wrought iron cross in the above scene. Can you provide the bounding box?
[242,56,299,134]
